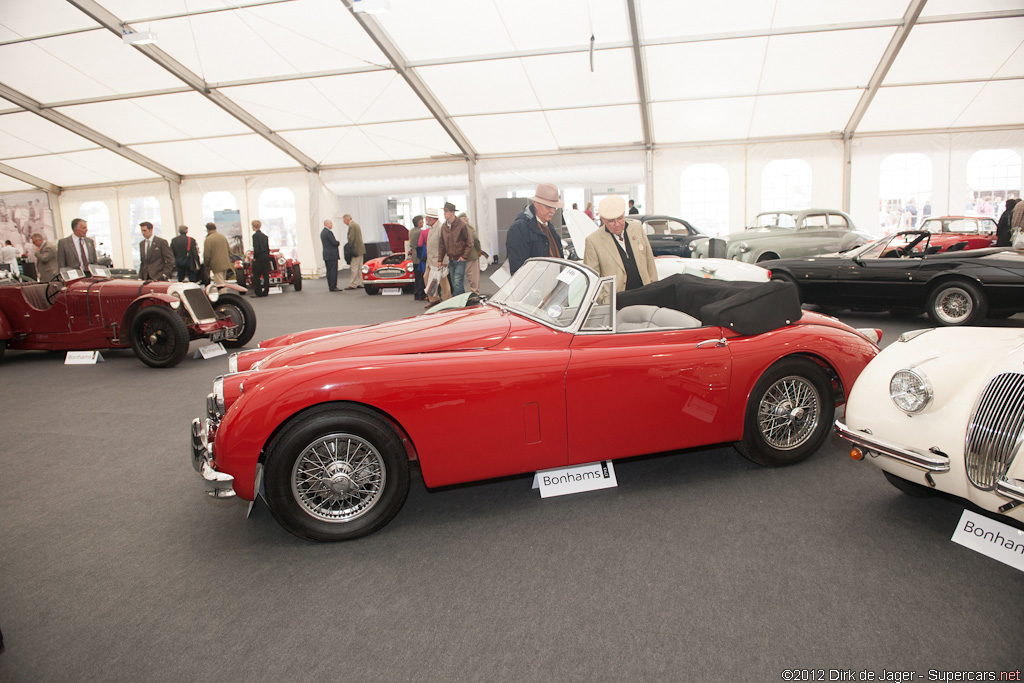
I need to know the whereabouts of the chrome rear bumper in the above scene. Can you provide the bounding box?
[191,418,236,498]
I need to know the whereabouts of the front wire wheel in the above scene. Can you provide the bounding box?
[735,357,834,467]
[927,280,986,326]
[129,305,190,368]
[264,405,410,541]
[214,293,257,348]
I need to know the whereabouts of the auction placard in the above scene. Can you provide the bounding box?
[532,460,617,498]
[951,508,1024,572]
[65,350,103,364]
[195,342,227,359]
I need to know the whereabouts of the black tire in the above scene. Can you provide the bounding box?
[364,284,380,295]
[129,306,190,368]
[883,471,933,498]
[236,270,247,287]
[263,404,410,542]
[0,338,5,363]
[402,284,415,294]
[769,270,799,297]
[926,280,986,326]
[292,267,302,291]
[734,357,835,467]
[214,293,256,348]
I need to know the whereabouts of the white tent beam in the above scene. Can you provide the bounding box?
[626,0,652,149]
[0,162,62,194]
[339,0,476,161]
[64,0,320,174]
[0,82,182,183]
[842,0,928,210]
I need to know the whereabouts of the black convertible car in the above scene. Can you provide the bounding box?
[636,215,705,257]
[763,230,1024,326]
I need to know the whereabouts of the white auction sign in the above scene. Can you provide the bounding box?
[65,350,104,364]
[382,288,401,296]
[195,342,227,359]
[951,509,1024,573]
[532,460,617,498]
[269,286,283,295]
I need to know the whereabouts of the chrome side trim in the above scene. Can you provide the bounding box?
[834,419,951,472]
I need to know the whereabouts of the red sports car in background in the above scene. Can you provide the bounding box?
[192,258,880,542]
[361,223,414,295]
[0,266,256,368]
[234,249,302,292]
[917,215,997,252]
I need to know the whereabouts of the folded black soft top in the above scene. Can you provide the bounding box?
[615,273,802,336]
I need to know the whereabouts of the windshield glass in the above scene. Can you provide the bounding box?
[750,213,796,230]
[855,232,930,259]
[489,260,592,328]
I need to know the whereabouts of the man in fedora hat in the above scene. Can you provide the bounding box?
[437,201,472,296]
[423,208,450,306]
[584,195,658,293]
[505,183,564,274]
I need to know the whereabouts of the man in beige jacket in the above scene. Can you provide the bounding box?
[583,195,658,293]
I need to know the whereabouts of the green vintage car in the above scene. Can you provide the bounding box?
[695,208,873,264]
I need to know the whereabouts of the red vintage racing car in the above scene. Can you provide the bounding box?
[234,249,302,292]
[0,265,256,368]
[192,258,881,541]
[361,223,414,295]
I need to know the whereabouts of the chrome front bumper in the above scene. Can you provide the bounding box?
[833,419,951,472]
[191,418,236,498]
[835,419,1024,506]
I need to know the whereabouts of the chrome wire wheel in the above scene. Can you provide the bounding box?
[290,432,386,523]
[933,286,972,325]
[756,374,821,451]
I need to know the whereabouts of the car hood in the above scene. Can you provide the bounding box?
[255,305,512,369]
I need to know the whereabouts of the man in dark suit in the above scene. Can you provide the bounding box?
[251,219,271,296]
[56,218,97,275]
[138,221,174,281]
[320,219,340,291]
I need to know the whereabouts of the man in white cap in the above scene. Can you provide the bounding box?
[584,195,658,293]
[505,182,564,274]
[423,208,450,306]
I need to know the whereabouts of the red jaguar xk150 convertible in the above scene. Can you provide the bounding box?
[191,258,880,541]
[0,266,256,368]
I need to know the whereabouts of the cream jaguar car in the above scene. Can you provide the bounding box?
[836,327,1024,525]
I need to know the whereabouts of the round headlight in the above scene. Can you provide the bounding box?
[737,242,750,253]
[406,263,414,272]
[361,265,369,274]
[890,369,932,414]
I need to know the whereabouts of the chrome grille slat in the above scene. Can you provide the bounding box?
[965,372,1024,490]
[373,268,405,279]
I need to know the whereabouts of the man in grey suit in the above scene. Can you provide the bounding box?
[320,219,340,291]
[583,195,658,293]
[138,221,174,281]
[32,233,57,282]
[56,218,97,275]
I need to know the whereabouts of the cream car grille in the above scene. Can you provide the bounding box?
[965,372,1024,490]
[183,288,217,322]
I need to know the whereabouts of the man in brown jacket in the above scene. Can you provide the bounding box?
[203,222,232,285]
[436,202,472,296]
[343,214,365,290]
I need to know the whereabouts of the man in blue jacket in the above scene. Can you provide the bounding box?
[505,183,564,274]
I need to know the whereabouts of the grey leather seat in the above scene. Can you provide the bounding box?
[615,305,701,331]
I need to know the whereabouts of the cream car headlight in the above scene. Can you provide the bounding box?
[890,368,933,414]
[361,265,370,274]
[737,242,750,253]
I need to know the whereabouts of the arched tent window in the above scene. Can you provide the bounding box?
[78,201,112,264]
[966,149,1021,218]
[681,163,729,235]
[761,159,811,212]
[258,187,297,260]
[879,153,932,229]
[127,196,162,269]
[202,191,238,225]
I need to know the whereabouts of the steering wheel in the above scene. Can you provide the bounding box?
[45,278,62,305]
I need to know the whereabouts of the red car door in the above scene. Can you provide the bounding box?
[564,327,732,465]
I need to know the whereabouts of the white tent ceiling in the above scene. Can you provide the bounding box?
[0,0,1022,191]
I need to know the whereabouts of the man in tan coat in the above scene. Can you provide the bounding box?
[583,195,658,293]
[203,222,232,285]
[32,233,57,282]
[343,214,365,290]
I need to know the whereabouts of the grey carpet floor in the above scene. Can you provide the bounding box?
[1,271,1022,682]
